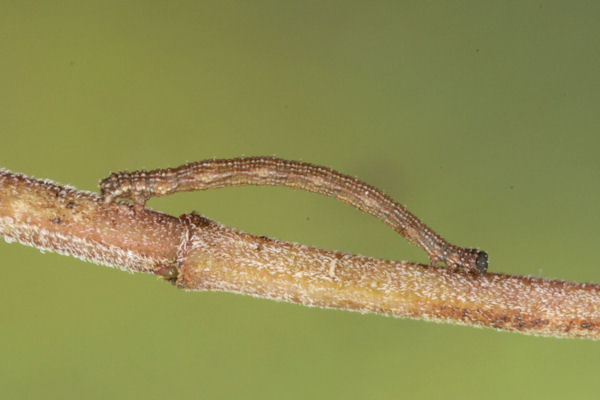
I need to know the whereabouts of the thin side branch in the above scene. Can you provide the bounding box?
[1,168,599,339]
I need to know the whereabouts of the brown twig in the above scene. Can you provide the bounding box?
[1,168,600,339]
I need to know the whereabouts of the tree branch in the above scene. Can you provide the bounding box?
[1,168,599,339]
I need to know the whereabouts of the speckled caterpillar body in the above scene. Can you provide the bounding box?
[100,157,488,273]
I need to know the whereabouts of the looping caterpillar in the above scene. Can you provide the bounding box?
[100,156,488,273]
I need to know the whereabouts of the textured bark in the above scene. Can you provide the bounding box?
[1,168,600,339]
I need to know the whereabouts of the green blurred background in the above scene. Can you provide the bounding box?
[1,1,599,398]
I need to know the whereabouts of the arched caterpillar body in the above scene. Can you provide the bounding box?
[100,157,488,273]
